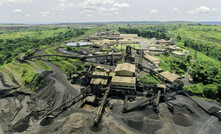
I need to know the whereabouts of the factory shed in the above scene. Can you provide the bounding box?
[144,55,161,67]
[159,71,180,82]
[114,63,136,77]
[154,68,163,73]
[90,78,108,86]
[172,51,186,56]
[92,72,108,79]
[111,76,136,88]
[110,76,136,98]
[168,46,181,51]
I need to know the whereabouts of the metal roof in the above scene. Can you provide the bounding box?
[144,55,161,62]
[90,78,108,85]
[160,71,180,82]
[114,63,136,73]
[111,76,136,85]
[92,72,108,76]
[171,51,185,56]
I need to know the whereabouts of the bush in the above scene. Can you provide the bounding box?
[21,69,44,91]
[203,84,218,100]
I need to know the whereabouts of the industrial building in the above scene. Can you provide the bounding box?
[155,38,175,45]
[148,47,166,52]
[114,63,136,77]
[159,71,180,82]
[144,55,161,67]
[110,76,136,97]
[171,51,186,56]
[168,46,181,51]
[110,63,137,98]
[90,71,109,95]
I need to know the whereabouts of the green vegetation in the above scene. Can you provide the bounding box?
[183,39,221,61]
[21,69,44,91]
[35,58,51,71]
[44,47,83,78]
[158,54,190,75]
[118,26,170,40]
[0,27,87,66]
[118,23,221,101]
[0,25,98,92]
[0,62,43,91]
[171,25,221,101]
[140,73,161,85]
[65,46,81,52]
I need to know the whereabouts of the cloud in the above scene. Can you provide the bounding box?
[188,6,219,14]
[53,0,129,17]
[150,9,159,14]
[0,0,32,6]
[114,2,130,8]
[12,9,23,13]
[40,11,50,16]
[7,0,32,3]
[78,0,130,15]
[58,0,67,2]
[172,8,178,11]
[53,0,75,12]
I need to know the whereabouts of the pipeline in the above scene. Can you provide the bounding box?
[123,95,157,113]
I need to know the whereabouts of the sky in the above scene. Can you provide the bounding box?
[0,0,221,23]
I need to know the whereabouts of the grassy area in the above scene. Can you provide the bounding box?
[35,58,51,71]
[172,25,221,43]
[44,47,83,77]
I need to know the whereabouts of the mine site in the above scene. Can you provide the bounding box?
[0,26,221,134]
[1,0,221,134]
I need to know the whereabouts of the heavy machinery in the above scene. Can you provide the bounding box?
[93,87,111,125]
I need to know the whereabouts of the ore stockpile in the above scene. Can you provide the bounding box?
[0,31,221,134]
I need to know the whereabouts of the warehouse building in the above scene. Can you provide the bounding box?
[144,55,161,67]
[110,63,137,98]
[114,63,136,77]
[159,71,180,82]
[110,76,136,98]
[171,51,186,56]
[90,71,109,96]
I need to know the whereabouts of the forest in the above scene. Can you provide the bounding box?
[0,26,88,91]
[0,27,87,65]
[118,27,170,40]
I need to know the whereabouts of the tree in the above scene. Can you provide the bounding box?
[177,35,182,40]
